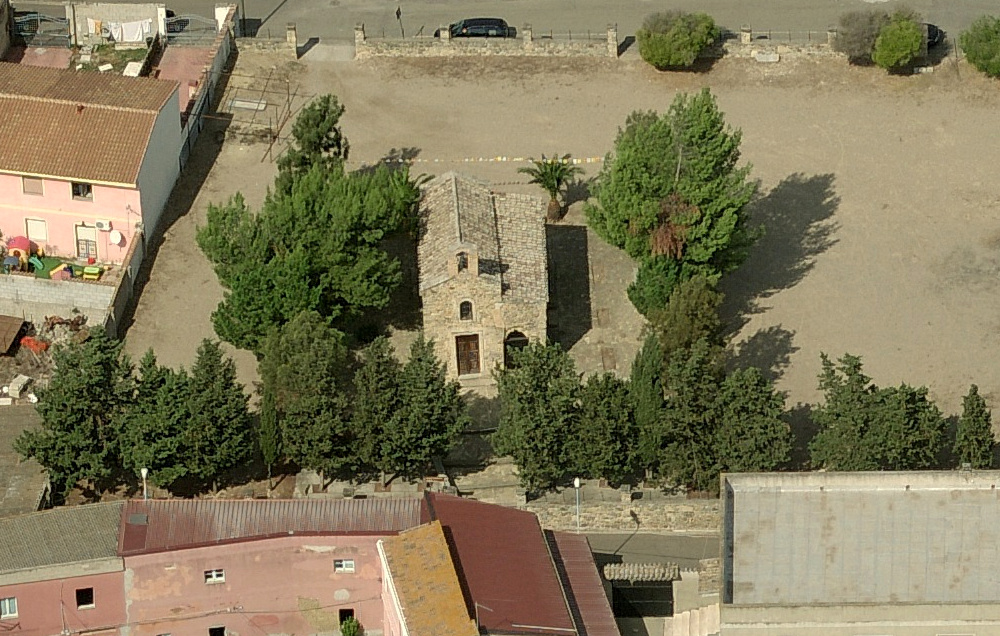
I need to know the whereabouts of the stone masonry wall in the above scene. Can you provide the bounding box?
[356,23,618,60]
[525,500,721,534]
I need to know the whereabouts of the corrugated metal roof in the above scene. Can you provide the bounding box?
[427,493,576,636]
[0,502,123,574]
[118,498,425,555]
[549,532,621,636]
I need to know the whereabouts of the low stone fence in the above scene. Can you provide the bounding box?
[355,23,619,60]
[524,499,721,534]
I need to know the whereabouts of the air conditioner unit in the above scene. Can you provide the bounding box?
[94,220,112,231]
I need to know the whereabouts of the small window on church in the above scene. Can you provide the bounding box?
[460,301,473,321]
[457,252,469,272]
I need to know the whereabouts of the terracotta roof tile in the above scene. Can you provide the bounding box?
[0,502,123,575]
[380,521,479,636]
[0,62,178,185]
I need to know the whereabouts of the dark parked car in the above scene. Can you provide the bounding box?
[434,18,516,39]
[925,23,944,48]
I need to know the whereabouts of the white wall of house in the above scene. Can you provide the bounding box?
[135,88,182,238]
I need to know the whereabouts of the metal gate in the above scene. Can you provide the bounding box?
[165,14,219,45]
[14,12,70,47]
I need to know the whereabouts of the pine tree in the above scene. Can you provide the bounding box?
[954,384,995,469]
[380,335,469,481]
[276,94,350,195]
[630,331,666,471]
[493,342,581,494]
[14,330,133,500]
[352,337,402,473]
[184,340,253,489]
[715,367,791,473]
[570,373,637,485]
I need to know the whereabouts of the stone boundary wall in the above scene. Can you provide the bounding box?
[355,23,619,60]
[0,0,12,60]
[524,499,721,534]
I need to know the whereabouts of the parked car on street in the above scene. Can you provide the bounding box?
[434,18,516,39]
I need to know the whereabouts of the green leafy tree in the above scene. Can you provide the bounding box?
[629,332,667,469]
[954,384,995,469]
[493,342,581,494]
[183,340,254,489]
[960,16,1000,78]
[518,154,584,221]
[568,373,637,485]
[198,162,420,354]
[834,9,891,64]
[809,353,947,471]
[259,311,354,481]
[637,11,720,69]
[352,337,402,472]
[276,94,350,195]
[14,330,133,500]
[118,351,194,489]
[379,335,469,481]
[715,367,791,473]
[649,275,724,358]
[872,13,923,71]
[586,89,757,316]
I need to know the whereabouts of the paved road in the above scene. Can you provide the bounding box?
[585,533,720,570]
[15,0,1000,44]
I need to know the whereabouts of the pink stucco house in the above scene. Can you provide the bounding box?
[0,62,181,264]
[0,494,619,636]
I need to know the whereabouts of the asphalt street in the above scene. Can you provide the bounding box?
[15,0,1000,44]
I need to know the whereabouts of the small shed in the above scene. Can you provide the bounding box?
[0,315,26,356]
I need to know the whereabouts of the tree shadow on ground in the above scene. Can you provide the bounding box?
[546,225,592,350]
[785,402,819,470]
[720,172,840,338]
[728,324,799,382]
[354,147,422,175]
[563,176,594,208]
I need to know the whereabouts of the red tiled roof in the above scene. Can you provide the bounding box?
[0,62,178,185]
[548,532,620,636]
[118,498,425,556]
[427,493,576,636]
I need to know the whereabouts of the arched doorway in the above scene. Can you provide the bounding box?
[504,331,530,368]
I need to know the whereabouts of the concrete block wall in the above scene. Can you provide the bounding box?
[68,2,164,46]
[355,23,618,60]
[0,274,115,323]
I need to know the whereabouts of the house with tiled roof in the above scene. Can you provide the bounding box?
[0,494,619,636]
[418,172,548,390]
[0,62,181,265]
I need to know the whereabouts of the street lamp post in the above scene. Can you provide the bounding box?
[573,477,581,533]
[140,467,149,501]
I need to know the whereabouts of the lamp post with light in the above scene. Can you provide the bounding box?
[573,477,581,533]
[140,467,149,501]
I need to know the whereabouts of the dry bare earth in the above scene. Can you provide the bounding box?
[126,49,1000,428]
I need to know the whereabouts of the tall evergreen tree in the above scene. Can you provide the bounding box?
[630,331,667,470]
[352,337,402,472]
[493,342,581,494]
[14,330,133,500]
[715,367,791,473]
[276,94,350,195]
[184,340,253,489]
[954,384,995,469]
[649,275,724,358]
[570,373,637,485]
[379,335,468,481]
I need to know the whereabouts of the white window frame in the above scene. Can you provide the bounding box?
[204,569,226,584]
[333,559,355,573]
[25,218,47,242]
[0,597,17,619]
[21,177,43,196]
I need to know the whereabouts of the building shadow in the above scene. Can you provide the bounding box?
[720,172,840,339]
[296,36,319,59]
[546,225,592,349]
[617,35,635,56]
[728,324,798,382]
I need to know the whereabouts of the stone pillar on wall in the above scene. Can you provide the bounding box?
[355,23,366,45]
[286,22,297,49]
[440,24,450,42]
[740,26,752,44]
[523,23,532,51]
[606,23,617,58]
[827,28,837,46]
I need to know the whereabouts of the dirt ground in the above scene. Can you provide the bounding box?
[125,46,1000,427]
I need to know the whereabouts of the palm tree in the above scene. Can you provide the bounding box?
[518,154,584,221]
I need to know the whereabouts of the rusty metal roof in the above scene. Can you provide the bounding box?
[0,316,25,355]
[118,498,425,555]
[427,493,576,636]
[549,532,621,636]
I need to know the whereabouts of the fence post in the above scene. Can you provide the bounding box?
[607,23,617,58]
[826,28,837,46]
[440,23,451,43]
[740,26,751,44]
[354,23,365,59]
[286,22,297,50]
[523,23,533,51]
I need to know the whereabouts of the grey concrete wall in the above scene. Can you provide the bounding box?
[105,230,144,336]
[68,2,164,46]
[722,602,1000,636]
[525,500,721,534]
[137,89,182,239]
[0,273,116,323]
[180,8,234,166]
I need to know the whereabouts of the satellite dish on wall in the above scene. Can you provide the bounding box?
[109,230,125,246]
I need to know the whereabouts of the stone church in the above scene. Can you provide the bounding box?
[417,172,548,390]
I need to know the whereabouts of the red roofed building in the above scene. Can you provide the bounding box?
[0,494,619,636]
